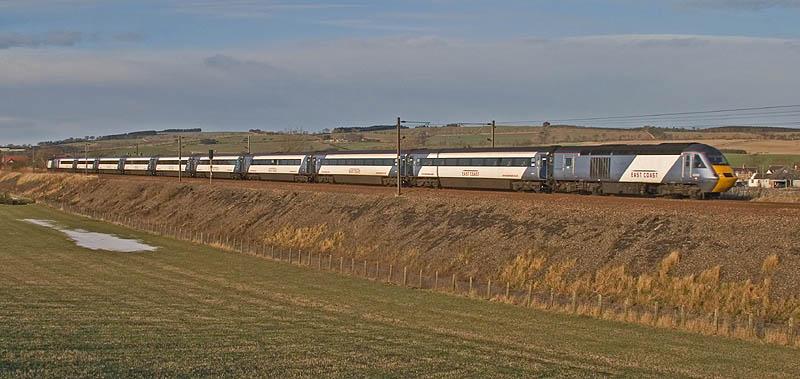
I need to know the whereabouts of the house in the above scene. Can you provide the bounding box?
[749,170,800,188]
[0,154,30,168]
[732,166,758,181]
[748,173,771,188]
[765,165,789,175]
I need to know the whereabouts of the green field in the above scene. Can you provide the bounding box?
[1,205,799,377]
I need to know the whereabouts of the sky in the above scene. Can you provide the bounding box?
[1,0,800,144]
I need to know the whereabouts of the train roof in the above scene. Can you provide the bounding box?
[554,142,714,155]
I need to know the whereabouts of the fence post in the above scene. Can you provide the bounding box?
[329,254,333,270]
[271,245,275,259]
[351,257,355,273]
[375,261,379,279]
[528,282,534,307]
[418,269,423,288]
[452,274,457,293]
[308,251,312,266]
[388,264,394,284]
[486,279,491,299]
[339,257,344,273]
[748,312,754,338]
[713,308,720,335]
[653,302,660,326]
[289,248,293,264]
[318,253,323,270]
[469,277,473,296]
[680,305,686,327]
[789,317,796,346]
[549,289,555,309]
[364,260,368,277]
[434,271,439,290]
[623,298,630,319]
[403,266,408,286]
[597,294,603,318]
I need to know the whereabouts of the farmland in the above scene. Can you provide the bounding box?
[1,204,799,377]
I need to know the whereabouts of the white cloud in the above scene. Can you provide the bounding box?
[1,34,800,143]
[0,31,83,49]
[167,0,358,19]
[677,0,800,9]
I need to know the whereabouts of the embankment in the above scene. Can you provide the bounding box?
[2,171,800,300]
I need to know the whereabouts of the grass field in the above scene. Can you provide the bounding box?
[1,205,799,377]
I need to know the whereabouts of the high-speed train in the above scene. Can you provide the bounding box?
[47,143,737,198]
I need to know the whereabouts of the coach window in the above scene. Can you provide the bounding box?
[500,158,514,166]
[564,157,573,170]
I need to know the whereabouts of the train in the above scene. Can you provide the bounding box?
[46,142,737,198]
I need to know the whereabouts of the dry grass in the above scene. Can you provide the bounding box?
[8,205,800,377]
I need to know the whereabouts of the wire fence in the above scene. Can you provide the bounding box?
[39,199,798,349]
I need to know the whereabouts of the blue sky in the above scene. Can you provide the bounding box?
[2,0,800,143]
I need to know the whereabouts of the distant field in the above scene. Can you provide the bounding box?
[1,205,799,377]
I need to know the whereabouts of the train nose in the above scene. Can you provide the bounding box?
[711,165,737,193]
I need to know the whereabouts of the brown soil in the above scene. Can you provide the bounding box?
[3,171,800,297]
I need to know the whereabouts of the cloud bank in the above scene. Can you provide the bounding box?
[1,34,799,143]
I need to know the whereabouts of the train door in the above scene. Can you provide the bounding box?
[403,155,414,178]
[539,154,549,179]
[234,156,246,178]
[304,155,315,175]
[680,153,692,180]
[147,158,158,176]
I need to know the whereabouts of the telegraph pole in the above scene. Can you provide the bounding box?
[84,143,89,175]
[396,117,402,197]
[178,136,182,182]
[31,145,35,172]
[491,120,496,149]
[209,149,214,184]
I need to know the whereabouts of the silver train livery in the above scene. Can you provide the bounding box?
[47,143,737,198]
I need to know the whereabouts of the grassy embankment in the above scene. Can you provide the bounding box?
[1,204,799,377]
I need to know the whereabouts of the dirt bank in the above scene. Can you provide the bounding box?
[2,171,800,298]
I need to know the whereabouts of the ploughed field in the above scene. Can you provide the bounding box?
[1,204,799,377]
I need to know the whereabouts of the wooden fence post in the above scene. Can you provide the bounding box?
[505,282,510,299]
[713,308,720,335]
[418,269,423,288]
[549,289,555,309]
[328,254,333,270]
[388,264,393,284]
[452,274,457,293]
[789,317,796,346]
[339,257,344,273]
[597,294,603,318]
[653,302,660,326]
[748,312,754,338]
[571,290,577,314]
[364,260,367,277]
[403,266,408,286]
[375,261,379,279]
[469,277,473,296]
[486,279,491,299]
[528,282,534,307]
[434,271,439,290]
[351,257,355,273]
[308,251,312,266]
[680,305,686,327]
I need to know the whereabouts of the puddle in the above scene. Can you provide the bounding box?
[22,219,157,253]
